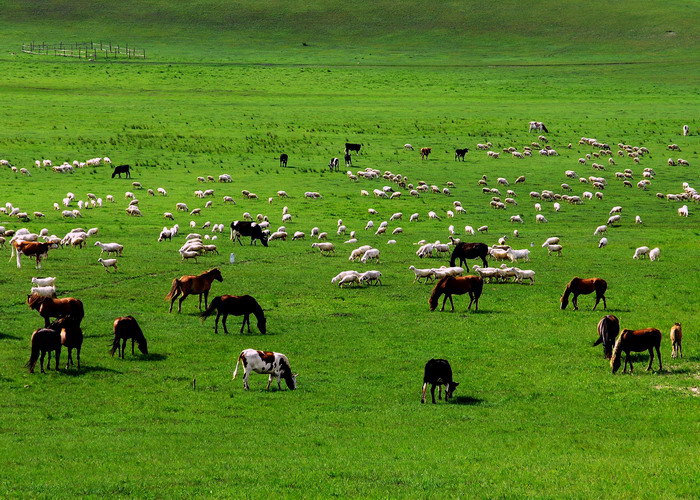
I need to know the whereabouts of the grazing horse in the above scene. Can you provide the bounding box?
[560,277,607,311]
[27,327,61,373]
[200,295,266,334]
[165,268,223,313]
[594,315,620,359]
[111,164,131,178]
[27,294,84,327]
[449,242,489,268]
[279,153,288,168]
[420,147,432,160]
[233,349,297,390]
[429,275,483,312]
[454,148,469,161]
[50,317,83,369]
[10,240,54,269]
[421,358,459,404]
[111,316,148,358]
[611,328,662,373]
[528,121,549,133]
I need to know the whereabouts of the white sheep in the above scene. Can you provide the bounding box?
[410,213,419,222]
[593,225,607,236]
[607,215,621,226]
[472,265,499,282]
[546,244,563,256]
[179,251,199,263]
[633,246,650,259]
[428,211,441,221]
[268,231,288,242]
[292,231,305,240]
[338,273,360,287]
[30,285,57,297]
[535,214,548,223]
[678,205,689,217]
[649,247,660,261]
[331,270,360,285]
[94,241,123,256]
[360,248,380,263]
[349,245,373,261]
[311,242,335,255]
[465,226,475,235]
[514,268,535,285]
[598,237,608,248]
[408,266,435,283]
[506,249,530,262]
[416,243,434,259]
[477,225,489,233]
[359,270,382,286]
[97,257,118,272]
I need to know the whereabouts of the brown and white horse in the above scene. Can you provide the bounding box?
[165,268,223,313]
[10,240,55,269]
[232,349,297,390]
[560,277,607,310]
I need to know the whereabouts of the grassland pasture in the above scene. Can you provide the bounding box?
[0,2,699,497]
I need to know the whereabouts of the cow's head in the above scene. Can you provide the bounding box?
[445,381,459,400]
[260,233,269,247]
[283,371,298,390]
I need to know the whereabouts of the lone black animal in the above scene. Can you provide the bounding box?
[455,148,469,161]
[111,164,131,178]
[345,142,361,155]
[344,152,352,167]
[421,359,459,404]
[279,154,288,168]
[449,242,489,268]
[230,221,269,247]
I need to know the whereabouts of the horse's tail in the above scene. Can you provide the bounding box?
[27,333,40,372]
[71,300,85,325]
[200,296,221,321]
[428,277,449,311]
[109,333,120,357]
[232,351,244,380]
[472,276,484,299]
[165,278,181,301]
[449,246,459,267]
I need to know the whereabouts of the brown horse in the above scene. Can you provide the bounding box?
[27,294,85,327]
[200,295,267,334]
[611,328,662,373]
[594,315,620,359]
[27,327,61,373]
[50,317,83,369]
[429,275,483,312]
[560,277,607,310]
[111,316,148,358]
[165,268,223,313]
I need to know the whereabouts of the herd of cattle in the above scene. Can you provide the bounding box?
[3,125,694,396]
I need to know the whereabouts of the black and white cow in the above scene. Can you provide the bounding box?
[111,164,131,178]
[454,148,469,161]
[344,153,352,168]
[279,153,288,168]
[230,221,269,246]
[345,142,361,155]
[421,358,459,404]
[329,157,339,171]
[233,349,297,390]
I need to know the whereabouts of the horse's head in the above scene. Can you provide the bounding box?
[27,294,44,309]
[611,354,622,373]
[446,381,459,401]
[560,293,569,310]
[137,337,149,355]
[257,315,267,335]
[211,268,223,282]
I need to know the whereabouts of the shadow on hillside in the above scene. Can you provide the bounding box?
[450,396,484,406]
[60,365,122,377]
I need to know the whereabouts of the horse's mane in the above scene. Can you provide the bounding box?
[200,296,223,320]
[609,331,626,368]
[27,293,48,308]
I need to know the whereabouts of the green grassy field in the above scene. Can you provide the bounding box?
[0,1,699,497]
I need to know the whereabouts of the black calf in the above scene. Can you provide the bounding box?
[421,359,459,404]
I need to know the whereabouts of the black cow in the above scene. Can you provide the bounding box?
[344,153,352,168]
[455,148,469,161]
[230,221,268,247]
[421,359,459,404]
[111,164,131,179]
[279,154,288,168]
[344,143,361,155]
[329,157,339,171]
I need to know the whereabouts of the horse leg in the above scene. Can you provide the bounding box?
[240,315,246,334]
[66,348,72,369]
[121,339,127,359]
[44,315,50,328]
[467,292,474,311]
[449,295,455,311]
[592,295,600,311]
[40,352,47,373]
[656,345,662,371]
[430,385,437,404]
[440,295,447,312]
[214,311,220,334]
[646,348,654,371]
[246,314,251,333]
[168,289,180,313]
[132,338,135,355]
[602,294,607,310]
[223,313,229,334]
[572,294,579,310]
[178,294,186,313]
[76,347,81,370]
[55,349,60,371]
[243,368,250,390]
[203,291,209,310]
[438,385,443,400]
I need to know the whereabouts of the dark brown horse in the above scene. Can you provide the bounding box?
[560,277,607,310]
[51,317,83,369]
[611,328,662,373]
[111,316,148,358]
[27,327,61,373]
[594,315,620,359]
[449,242,489,268]
[200,295,267,334]
[27,294,85,327]
[429,275,483,312]
[165,268,223,313]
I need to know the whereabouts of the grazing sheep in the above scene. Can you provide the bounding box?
[30,285,57,298]
[546,244,563,256]
[94,241,124,256]
[635,215,643,224]
[535,214,548,223]
[506,249,530,262]
[97,257,118,272]
[649,247,660,261]
[671,323,683,358]
[678,205,689,217]
[594,225,607,236]
[409,266,435,283]
[598,237,608,248]
[360,248,380,263]
[292,231,305,241]
[633,246,650,259]
[311,242,335,255]
[428,211,441,221]
[607,215,621,226]
[477,225,488,233]
[359,270,382,286]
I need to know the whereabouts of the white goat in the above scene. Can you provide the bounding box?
[633,246,650,259]
[97,258,118,272]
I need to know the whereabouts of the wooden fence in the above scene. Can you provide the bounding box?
[21,41,145,60]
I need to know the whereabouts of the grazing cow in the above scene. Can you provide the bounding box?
[232,349,297,390]
[420,147,432,160]
[454,148,469,161]
[528,121,549,133]
[344,153,352,168]
[279,153,288,168]
[328,157,339,171]
[111,164,131,178]
[421,358,459,404]
[344,142,361,155]
[229,221,269,246]
[10,240,54,269]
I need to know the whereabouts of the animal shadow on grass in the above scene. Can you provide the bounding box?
[61,365,123,377]
[450,396,484,406]
[140,353,167,362]
[0,331,22,340]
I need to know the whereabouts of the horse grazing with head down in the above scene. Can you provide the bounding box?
[50,316,83,369]
[449,242,489,268]
[611,328,662,373]
[593,315,620,359]
[200,295,266,334]
[560,277,607,311]
[27,294,84,327]
[165,268,223,313]
[429,275,483,312]
[111,316,148,358]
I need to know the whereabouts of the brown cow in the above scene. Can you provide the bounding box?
[10,240,55,269]
[420,147,432,160]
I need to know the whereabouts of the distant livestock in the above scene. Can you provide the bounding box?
[421,359,459,404]
[279,153,288,168]
[611,328,662,373]
[111,164,131,178]
[454,148,469,161]
[528,121,549,133]
[345,143,361,155]
[420,147,432,160]
[233,349,297,390]
[230,221,269,246]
